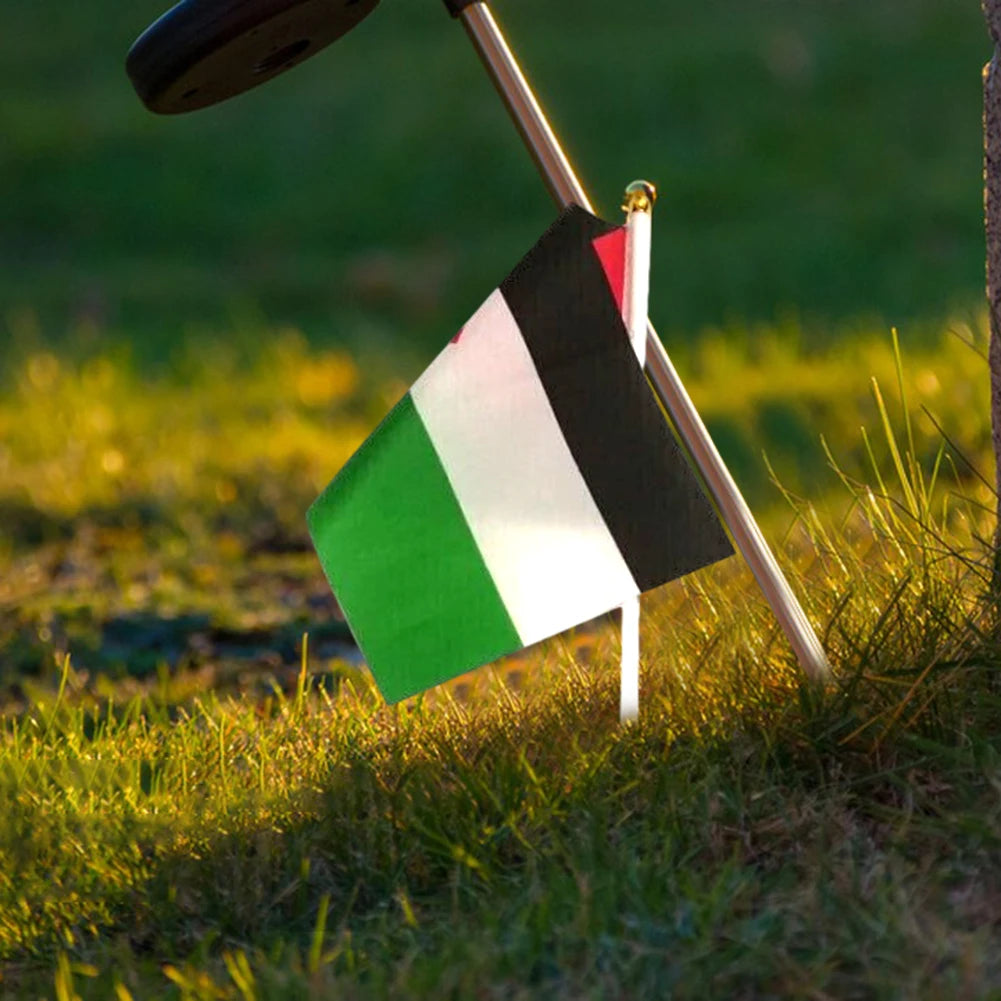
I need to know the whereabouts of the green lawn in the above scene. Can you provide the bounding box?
[4,0,1001,995]
[2,324,1000,998]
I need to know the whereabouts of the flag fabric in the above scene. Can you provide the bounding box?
[308,206,732,703]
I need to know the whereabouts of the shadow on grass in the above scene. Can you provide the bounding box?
[10,641,1001,995]
[0,490,356,699]
[0,496,163,550]
[0,607,356,707]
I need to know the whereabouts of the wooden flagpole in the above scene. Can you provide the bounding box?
[446,0,831,684]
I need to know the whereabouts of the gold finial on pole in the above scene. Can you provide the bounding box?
[622,179,657,215]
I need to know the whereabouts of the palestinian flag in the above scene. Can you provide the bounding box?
[308,206,732,703]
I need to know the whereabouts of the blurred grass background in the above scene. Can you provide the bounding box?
[0,0,989,370]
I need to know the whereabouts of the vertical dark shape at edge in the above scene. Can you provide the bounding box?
[983,3,1001,586]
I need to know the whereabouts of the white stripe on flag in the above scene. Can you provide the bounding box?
[411,289,639,646]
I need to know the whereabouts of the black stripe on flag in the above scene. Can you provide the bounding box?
[499,206,733,591]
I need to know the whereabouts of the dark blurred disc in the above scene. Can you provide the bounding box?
[126,0,380,114]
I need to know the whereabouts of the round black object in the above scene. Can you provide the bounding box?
[126,0,380,114]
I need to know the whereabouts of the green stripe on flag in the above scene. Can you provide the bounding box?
[307,394,521,703]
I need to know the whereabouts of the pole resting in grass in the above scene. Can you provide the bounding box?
[452,1,832,685]
[619,181,656,723]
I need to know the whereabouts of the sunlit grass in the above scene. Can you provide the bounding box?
[2,320,1001,997]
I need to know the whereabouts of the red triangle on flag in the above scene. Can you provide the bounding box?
[592,227,626,314]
